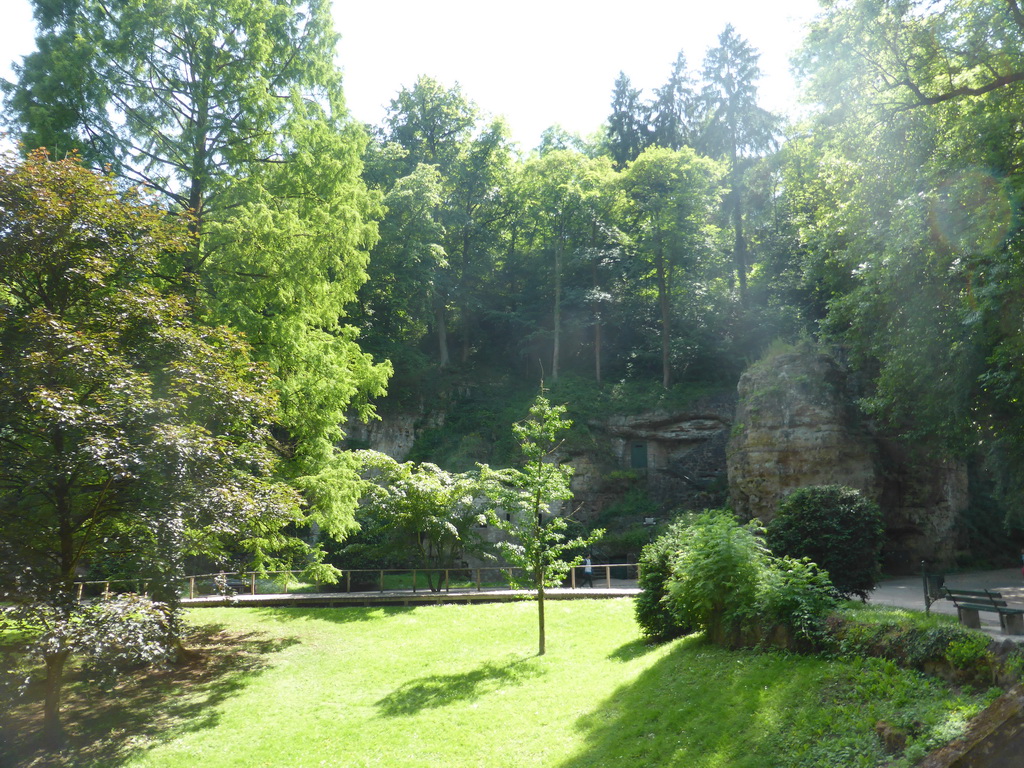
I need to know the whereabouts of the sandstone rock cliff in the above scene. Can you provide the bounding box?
[727,349,964,570]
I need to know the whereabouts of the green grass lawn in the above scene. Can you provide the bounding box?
[1,599,998,768]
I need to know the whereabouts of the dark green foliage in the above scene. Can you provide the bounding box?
[766,486,884,600]
[634,520,691,640]
[824,607,1006,688]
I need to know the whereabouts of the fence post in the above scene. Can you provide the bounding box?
[412,570,417,593]
[476,569,481,591]
[379,570,384,593]
[605,565,611,589]
[444,570,450,593]
[104,581,110,598]
[77,582,84,601]
[571,568,577,589]
[346,571,351,593]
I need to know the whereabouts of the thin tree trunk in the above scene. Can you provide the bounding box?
[733,178,748,306]
[594,312,602,386]
[537,583,546,656]
[552,248,562,382]
[435,303,450,368]
[656,248,671,389]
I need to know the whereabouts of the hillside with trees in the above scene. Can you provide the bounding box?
[5,0,1024,589]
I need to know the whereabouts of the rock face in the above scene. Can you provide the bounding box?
[728,351,882,515]
[581,397,735,518]
[727,350,965,570]
[345,413,440,460]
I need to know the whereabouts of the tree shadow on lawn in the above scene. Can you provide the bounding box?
[557,636,845,768]
[376,656,544,717]
[245,605,415,624]
[0,623,299,768]
[606,638,662,663]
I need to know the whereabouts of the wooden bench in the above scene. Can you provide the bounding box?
[942,587,1024,635]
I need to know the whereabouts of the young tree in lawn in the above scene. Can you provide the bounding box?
[479,396,603,656]
[0,150,301,746]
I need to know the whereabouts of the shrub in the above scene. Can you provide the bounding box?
[665,512,766,647]
[637,511,841,649]
[634,520,692,640]
[758,556,837,646]
[766,485,884,600]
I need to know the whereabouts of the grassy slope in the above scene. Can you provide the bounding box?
[3,600,996,768]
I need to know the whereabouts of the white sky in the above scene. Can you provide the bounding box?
[1,0,822,150]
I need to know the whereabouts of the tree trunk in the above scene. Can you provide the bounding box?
[732,177,748,306]
[42,649,70,748]
[594,312,602,386]
[656,248,672,389]
[537,583,546,656]
[552,248,562,382]
[434,303,450,368]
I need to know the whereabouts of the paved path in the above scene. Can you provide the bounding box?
[869,567,1024,640]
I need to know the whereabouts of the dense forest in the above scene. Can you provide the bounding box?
[6,0,1024,553]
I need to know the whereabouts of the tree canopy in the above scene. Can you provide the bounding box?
[0,149,302,743]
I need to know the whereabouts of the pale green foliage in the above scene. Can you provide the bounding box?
[5,0,392,539]
[204,99,391,539]
[355,450,487,579]
[479,395,603,654]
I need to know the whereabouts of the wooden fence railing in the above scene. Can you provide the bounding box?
[72,563,639,601]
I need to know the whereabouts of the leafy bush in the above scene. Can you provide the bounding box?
[637,511,837,648]
[825,606,1002,685]
[665,511,767,647]
[766,485,884,600]
[758,556,837,645]
[634,519,692,640]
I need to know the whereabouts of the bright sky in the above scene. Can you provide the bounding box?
[1,0,822,150]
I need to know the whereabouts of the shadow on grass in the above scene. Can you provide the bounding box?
[0,622,298,768]
[606,638,661,663]
[558,637,856,768]
[245,605,416,624]
[376,657,543,717]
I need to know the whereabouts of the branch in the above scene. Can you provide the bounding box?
[897,70,1024,107]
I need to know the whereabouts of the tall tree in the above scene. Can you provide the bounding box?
[797,0,1024,519]
[619,147,722,389]
[519,150,616,382]
[650,52,698,150]
[381,76,514,369]
[4,0,390,540]
[0,150,301,744]
[606,71,651,168]
[699,25,778,304]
